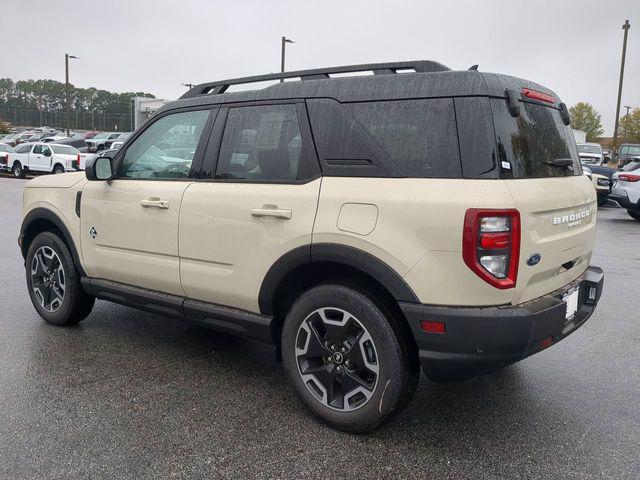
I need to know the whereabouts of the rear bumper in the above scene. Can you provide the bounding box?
[609,190,639,211]
[400,266,604,379]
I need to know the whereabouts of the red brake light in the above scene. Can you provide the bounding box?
[521,88,555,104]
[619,174,640,182]
[463,209,520,289]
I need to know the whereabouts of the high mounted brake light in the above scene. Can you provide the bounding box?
[521,88,555,104]
[463,209,520,289]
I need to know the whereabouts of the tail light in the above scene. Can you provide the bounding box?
[463,209,520,289]
[619,173,640,182]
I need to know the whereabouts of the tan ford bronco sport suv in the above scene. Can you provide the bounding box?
[19,61,604,432]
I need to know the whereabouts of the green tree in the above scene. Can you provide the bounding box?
[569,102,604,141]
[620,108,640,143]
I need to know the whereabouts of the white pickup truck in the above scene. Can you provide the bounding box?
[9,142,82,178]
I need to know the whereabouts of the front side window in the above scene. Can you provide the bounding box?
[215,104,301,181]
[32,144,43,154]
[41,145,51,156]
[118,109,210,179]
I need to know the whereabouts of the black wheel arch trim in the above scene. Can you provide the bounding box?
[258,243,420,316]
[20,207,86,276]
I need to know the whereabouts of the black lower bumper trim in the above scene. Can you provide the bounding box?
[400,266,604,379]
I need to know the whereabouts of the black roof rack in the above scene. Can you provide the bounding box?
[180,60,451,99]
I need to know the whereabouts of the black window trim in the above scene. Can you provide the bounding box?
[197,99,321,185]
[110,105,218,182]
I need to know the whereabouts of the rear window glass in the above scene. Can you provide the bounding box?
[491,99,580,178]
[346,99,461,178]
[50,145,80,156]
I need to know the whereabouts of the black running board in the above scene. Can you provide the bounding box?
[81,277,273,343]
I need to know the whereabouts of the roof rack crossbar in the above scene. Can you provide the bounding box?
[180,60,451,99]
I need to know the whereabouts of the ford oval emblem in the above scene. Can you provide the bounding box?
[527,253,541,266]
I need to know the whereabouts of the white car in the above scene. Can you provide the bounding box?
[0,142,17,171]
[10,142,81,178]
[85,132,122,152]
[576,142,604,165]
[610,160,640,221]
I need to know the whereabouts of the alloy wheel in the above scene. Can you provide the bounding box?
[31,246,65,312]
[295,307,379,411]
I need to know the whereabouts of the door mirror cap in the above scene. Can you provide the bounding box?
[86,155,114,181]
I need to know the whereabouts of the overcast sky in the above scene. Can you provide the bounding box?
[3,0,638,135]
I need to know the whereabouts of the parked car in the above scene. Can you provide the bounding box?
[583,166,610,206]
[41,134,71,143]
[85,132,121,152]
[104,132,131,150]
[576,142,604,165]
[616,144,640,169]
[1,132,36,147]
[80,149,117,170]
[51,132,90,151]
[19,61,604,432]
[0,142,17,171]
[610,160,640,221]
[10,142,81,178]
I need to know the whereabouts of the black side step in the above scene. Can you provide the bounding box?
[81,277,273,343]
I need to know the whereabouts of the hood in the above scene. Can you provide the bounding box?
[25,171,86,188]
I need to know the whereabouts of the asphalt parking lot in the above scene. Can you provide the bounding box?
[0,176,638,480]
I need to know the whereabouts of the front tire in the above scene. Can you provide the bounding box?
[53,165,65,174]
[282,284,417,432]
[26,231,95,326]
[628,210,640,222]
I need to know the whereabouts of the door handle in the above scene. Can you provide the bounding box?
[140,197,170,209]
[251,205,292,220]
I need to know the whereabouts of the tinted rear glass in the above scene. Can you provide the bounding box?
[491,99,580,178]
[346,99,461,178]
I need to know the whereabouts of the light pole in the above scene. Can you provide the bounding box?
[65,54,79,136]
[612,20,631,152]
[623,105,631,141]
[280,36,294,82]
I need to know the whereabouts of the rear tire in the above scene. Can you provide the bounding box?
[12,162,26,178]
[53,165,65,174]
[281,284,418,432]
[25,231,94,326]
[627,210,640,222]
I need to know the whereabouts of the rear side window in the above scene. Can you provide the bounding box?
[15,144,32,154]
[491,99,580,178]
[307,98,461,178]
[215,104,302,181]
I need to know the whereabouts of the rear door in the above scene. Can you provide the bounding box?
[81,108,214,295]
[491,96,597,304]
[179,102,321,313]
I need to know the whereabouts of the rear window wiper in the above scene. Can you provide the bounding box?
[545,158,574,169]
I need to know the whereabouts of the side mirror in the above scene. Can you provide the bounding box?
[43,149,51,157]
[86,155,114,181]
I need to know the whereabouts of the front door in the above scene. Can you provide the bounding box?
[28,144,50,171]
[80,108,214,295]
[179,103,321,313]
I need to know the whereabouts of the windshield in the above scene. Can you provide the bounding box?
[492,99,580,178]
[622,146,640,156]
[577,144,602,154]
[50,145,80,156]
